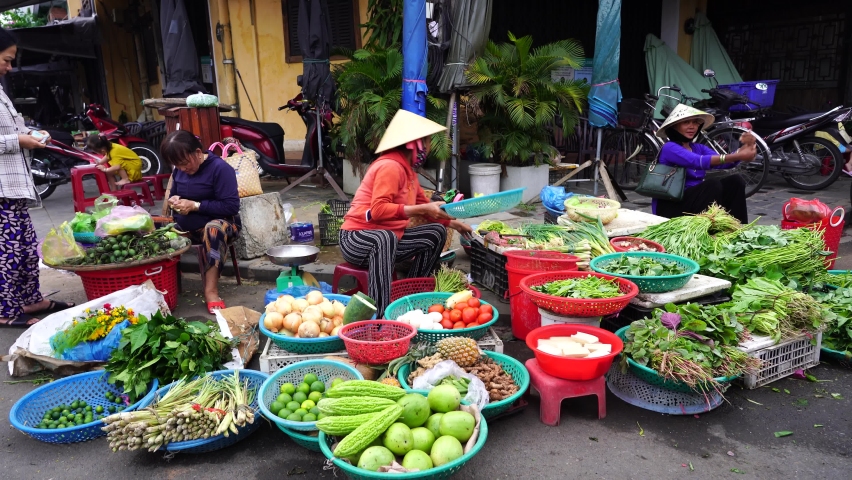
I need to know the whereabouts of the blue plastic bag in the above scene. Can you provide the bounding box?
[264,282,333,306]
[541,186,573,212]
[50,320,131,362]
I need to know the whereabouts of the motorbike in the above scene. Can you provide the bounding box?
[699,70,851,191]
[30,135,100,200]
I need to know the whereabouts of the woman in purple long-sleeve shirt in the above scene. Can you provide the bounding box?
[161,130,241,314]
[653,104,757,223]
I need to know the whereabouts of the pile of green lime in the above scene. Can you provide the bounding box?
[270,374,343,423]
[34,392,125,430]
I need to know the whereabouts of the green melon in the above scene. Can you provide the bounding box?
[343,293,377,324]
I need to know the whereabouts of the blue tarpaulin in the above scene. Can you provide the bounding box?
[402,0,428,116]
[588,0,622,128]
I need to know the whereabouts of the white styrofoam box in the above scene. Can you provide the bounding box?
[630,274,732,309]
[538,308,601,328]
[604,209,669,238]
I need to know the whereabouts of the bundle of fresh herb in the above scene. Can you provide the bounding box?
[531,276,623,299]
[598,255,686,277]
[729,277,828,341]
[810,287,852,354]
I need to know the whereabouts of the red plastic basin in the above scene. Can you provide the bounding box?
[610,236,665,253]
[525,324,624,381]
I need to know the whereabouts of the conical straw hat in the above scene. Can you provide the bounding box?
[655,104,715,140]
[375,109,447,153]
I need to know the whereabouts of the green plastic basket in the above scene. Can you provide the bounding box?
[318,393,489,480]
[384,292,499,342]
[396,351,529,419]
[258,293,357,354]
[440,188,525,218]
[615,326,738,393]
[277,424,321,452]
[820,347,851,366]
[590,252,699,293]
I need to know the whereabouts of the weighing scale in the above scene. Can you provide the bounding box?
[265,245,321,291]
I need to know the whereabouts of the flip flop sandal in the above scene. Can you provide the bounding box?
[0,313,38,327]
[207,300,226,315]
[37,300,76,315]
[843,169,852,177]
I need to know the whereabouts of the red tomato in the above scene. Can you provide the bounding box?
[428,304,444,314]
[462,307,478,324]
[452,321,466,330]
[454,302,469,311]
[449,310,462,322]
[479,304,493,315]
[442,311,451,321]
[477,313,493,324]
[440,319,454,329]
[467,298,481,309]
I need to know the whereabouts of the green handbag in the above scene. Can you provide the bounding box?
[635,159,686,201]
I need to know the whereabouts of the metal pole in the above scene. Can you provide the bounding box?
[593,128,602,196]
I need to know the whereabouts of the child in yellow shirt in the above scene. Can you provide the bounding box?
[86,135,143,189]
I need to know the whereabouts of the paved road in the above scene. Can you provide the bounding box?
[2,175,851,479]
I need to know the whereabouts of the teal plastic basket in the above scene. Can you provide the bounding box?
[73,232,101,244]
[277,424,321,452]
[318,392,489,480]
[397,351,529,419]
[384,292,499,342]
[258,359,363,432]
[590,252,699,293]
[259,293,357,354]
[820,347,851,365]
[615,327,738,393]
[440,188,525,218]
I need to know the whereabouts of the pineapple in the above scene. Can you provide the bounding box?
[436,337,480,367]
[380,377,401,388]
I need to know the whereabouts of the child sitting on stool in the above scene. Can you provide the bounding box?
[85,134,143,190]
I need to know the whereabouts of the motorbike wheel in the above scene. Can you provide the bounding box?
[129,142,165,175]
[699,125,769,198]
[31,157,58,200]
[782,136,843,190]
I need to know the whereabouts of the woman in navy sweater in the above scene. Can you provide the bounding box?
[161,130,240,314]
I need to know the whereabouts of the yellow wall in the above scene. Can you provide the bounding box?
[211,0,369,149]
[677,0,708,62]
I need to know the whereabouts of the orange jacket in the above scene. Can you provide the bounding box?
[341,151,449,239]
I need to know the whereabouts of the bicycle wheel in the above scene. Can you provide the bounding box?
[600,128,661,190]
[699,125,769,198]
[781,136,843,190]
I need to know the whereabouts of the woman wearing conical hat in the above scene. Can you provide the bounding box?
[653,104,757,223]
[339,110,473,317]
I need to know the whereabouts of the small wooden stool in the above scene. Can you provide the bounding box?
[525,358,607,425]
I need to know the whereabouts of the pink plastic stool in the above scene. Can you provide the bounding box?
[332,262,397,295]
[525,358,607,425]
[120,181,155,206]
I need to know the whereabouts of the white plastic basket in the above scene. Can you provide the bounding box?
[739,332,822,389]
[538,308,601,328]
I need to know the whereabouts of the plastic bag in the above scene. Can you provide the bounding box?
[785,198,831,224]
[541,186,573,212]
[49,320,130,362]
[412,360,490,411]
[186,92,219,107]
[264,283,332,306]
[70,212,96,233]
[94,194,118,213]
[42,222,86,266]
[95,206,155,236]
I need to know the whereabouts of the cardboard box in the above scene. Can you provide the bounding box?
[214,306,261,370]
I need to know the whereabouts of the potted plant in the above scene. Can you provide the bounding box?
[332,46,449,194]
[465,32,589,201]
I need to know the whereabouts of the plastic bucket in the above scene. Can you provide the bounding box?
[538,308,601,328]
[469,163,501,197]
[505,251,579,340]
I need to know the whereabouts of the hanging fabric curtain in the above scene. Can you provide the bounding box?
[160,0,205,97]
[645,34,710,117]
[401,0,428,115]
[587,0,622,128]
[689,11,742,85]
[436,0,493,93]
[298,0,336,108]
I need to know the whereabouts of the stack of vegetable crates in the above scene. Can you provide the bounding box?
[318,199,350,246]
[259,327,504,374]
[469,240,509,299]
[738,332,822,389]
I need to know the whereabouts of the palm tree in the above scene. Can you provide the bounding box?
[465,32,590,165]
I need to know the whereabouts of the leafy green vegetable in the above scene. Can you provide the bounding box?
[729,277,829,341]
[598,255,686,277]
[477,220,517,234]
[811,286,852,354]
[532,276,623,299]
[70,212,96,233]
[105,311,234,402]
[774,431,793,438]
[639,204,741,260]
[433,265,469,293]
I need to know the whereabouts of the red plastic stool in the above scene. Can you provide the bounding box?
[71,166,140,212]
[332,262,397,295]
[525,358,607,425]
[121,181,155,206]
[142,174,172,200]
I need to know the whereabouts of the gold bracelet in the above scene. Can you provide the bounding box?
[720,154,726,164]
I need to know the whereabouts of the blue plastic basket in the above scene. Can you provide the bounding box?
[259,294,366,354]
[384,292,499,342]
[718,80,779,111]
[590,252,699,293]
[440,188,525,218]
[137,369,268,453]
[9,371,158,444]
[544,205,563,218]
[258,359,363,432]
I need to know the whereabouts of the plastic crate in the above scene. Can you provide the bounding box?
[139,120,166,148]
[739,332,822,389]
[318,199,350,246]
[717,80,779,111]
[75,258,179,310]
[469,240,509,299]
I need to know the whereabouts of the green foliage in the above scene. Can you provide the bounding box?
[331,45,449,169]
[465,32,590,165]
[361,0,404,50]
[4,9,47,29]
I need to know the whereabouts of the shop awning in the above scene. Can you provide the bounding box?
[12,16,100,59]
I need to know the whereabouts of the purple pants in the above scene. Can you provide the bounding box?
[0,198,43,318]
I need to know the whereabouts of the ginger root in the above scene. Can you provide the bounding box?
[407,353,445,383]
[463,356,518,401]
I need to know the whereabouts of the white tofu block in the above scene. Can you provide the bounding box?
[538,339,560,349]
[587,349,610,358]
[585,343,611,352]
[537,344,564,356]
[571,332,600,344]
[561,344,590,358]
[549,336,585,344]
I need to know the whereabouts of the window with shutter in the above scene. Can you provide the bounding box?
[282,0,360,63]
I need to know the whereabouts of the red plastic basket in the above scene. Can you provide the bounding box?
[609,236,666,253]
[389,278,481,303]
[526,324,624,380]
[75,258,179,310]
[781,203,844,268]
[504,250,580,270]
[338,320,417,365]
[519,271,639,317]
